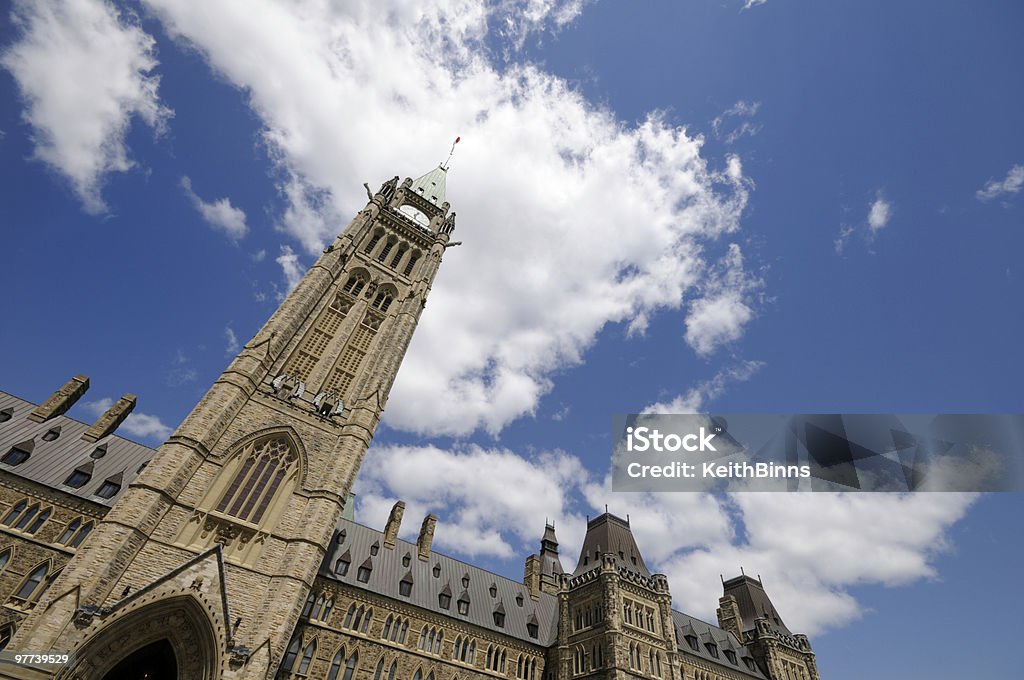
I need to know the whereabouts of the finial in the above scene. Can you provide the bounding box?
[442,136,461,170]
[740,566,745,576]
[605,504,608,513]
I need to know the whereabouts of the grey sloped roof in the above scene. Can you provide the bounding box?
[320,518,559,647]
[722,574,791,635]
[572,512,650,577]
[0,391,155,506]
[672,610,766,679]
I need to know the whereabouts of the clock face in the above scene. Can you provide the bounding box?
[399,204,430,227]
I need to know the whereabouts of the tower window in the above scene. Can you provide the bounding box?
[2,440,34,466]
[343,274,367,297]
[403,253,420,277]
[372,292,393,312]
[377,240,395,262]
[364,232,383,254]
[215,436,296,524]
[390,246,407,269]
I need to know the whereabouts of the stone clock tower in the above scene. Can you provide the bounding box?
[8,166,458,679]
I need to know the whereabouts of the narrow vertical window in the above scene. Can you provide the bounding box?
[328,650,345,680]
[27,508,50,534]
[2,501,26,526]
[15,563,49,600]
[297,639,317,674]
[280,636,301,673]
[342,652,358,680]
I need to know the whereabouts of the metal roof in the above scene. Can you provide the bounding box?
[672,610,766,679]
[0,391,155,506]
[572,512,650,577]
[320,518,559,647]
[410,166,448,206]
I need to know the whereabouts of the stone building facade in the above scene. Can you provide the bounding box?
[0,166,821,680]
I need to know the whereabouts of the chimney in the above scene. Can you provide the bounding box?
[383,500,405,549]
[524,554,541,600]
[717,594,743,641]
[416,513,437,561]
[82,394,136,442]
[28,375,89,423]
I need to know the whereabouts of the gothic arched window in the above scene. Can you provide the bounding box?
[297,639,317,674]
[342,652,359,680]
[343,274,367,297]
[215,436,297,524]
[280,636,301,674]
[70,521,92,548]
[2,501,26,526]
[15,562,49,601]
[328,650,346,680]
[372,291,393,312]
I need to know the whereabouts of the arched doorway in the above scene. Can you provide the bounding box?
[58,595,221,680]
[102,639,177,680]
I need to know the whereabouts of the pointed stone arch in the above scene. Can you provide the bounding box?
[56,594,222,680]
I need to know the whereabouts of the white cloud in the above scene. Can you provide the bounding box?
[1,0,171,213]
[976,163,1024,202]
[275,245,304,298]
[355,444,589,559]
[868,194,892,232]
[143,0,754,437]
[684,244,761,357]
[645,359,764,413]
[834,224,854,255]
[711,100,762,144]
[180,176,248,240]
[224,326,240,355]
[81,397,173,442]
[742,0,768,9]
[354,440,978,636]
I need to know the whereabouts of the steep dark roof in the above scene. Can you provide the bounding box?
[722,574,791,635]
[321,518,559,646]
[0,391,154,506]
[572,512,650,577]
[672,610,766,679]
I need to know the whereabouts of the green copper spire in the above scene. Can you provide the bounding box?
[410,164,448,206]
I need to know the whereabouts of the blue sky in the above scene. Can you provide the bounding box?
[1,1,1022,677]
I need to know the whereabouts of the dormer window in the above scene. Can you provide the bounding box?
[370,541,379,556]
[493,611,505,627]
[685,635,698,651]
[433,563,441,578]
[402,553,411,567]
[41,427,61,442]
[64,463,93,489]
[457,594,470,615]
[489,583,498,598]
[704,643,719,659]
[516,594,524,607]
[0,408,13,423]
[335,550,351,576]
[724,650,737,665]
[90,444,107,459]
[358,561,372,583]
[2,440,34,466]
[96,479,121,499]
[462,574,470,588]
[526,623,538,638]
[399,572,413,596]
[439,591,452,609]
